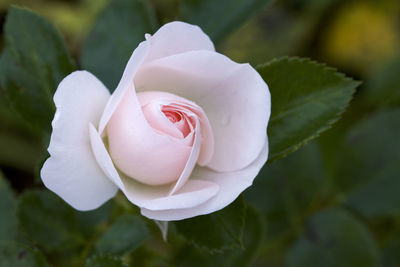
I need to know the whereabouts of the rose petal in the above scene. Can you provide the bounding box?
[141,136,268,221]
[89,123,125,189]
[144,21,215,64]
[41,71,118,211]
[121,175,219,211]
[107,85,192,185]
[98,21,215,135]
[168,116,201,195]
[98,41,149,134]
[135,50,270,172]
[89,125,219,210]
[144,179,219,210]
[141,101,184,139]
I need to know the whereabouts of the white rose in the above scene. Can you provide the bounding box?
[41,21,270,221]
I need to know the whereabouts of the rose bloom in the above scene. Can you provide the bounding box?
[41,22,271,221]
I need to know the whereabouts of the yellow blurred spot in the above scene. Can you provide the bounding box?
[322,2,399,72]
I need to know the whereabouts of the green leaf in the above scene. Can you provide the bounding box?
[0,172,18,241]
[81,0,157,90]
[17,190,84,251]
[245,141,323,235]
[0,130,44,172]
[285,208,380,267]
[173,206,264,267]
[0,6,75,132]
[381,234,400,267]
[95,214,150,255]
[129,245,170,267]
[346,170,400,218]
[76,200,115,238]
[226,207,265,267]
[180,0,273,43]
[343,109,400,217]
[17,190,116,264]
[0,241,50,267]
[175,196,246,252]
[257,57,359,161]
[85,254,128,267]
[365,56,400,108]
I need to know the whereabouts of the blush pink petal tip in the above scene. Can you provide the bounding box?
[41,71,118,211]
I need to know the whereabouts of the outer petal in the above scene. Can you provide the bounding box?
[41,71,118,211]
[135,50,271,172]
[141,137,269,221]
[89,124,219,211]
[98,41,149,134]
[99,21,215,135]
[123,178,219,211]
[144,21,215,63]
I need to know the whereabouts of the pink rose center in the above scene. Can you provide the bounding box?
[161,106,192,138]
[163,110,180,123]
[106,90,214,186]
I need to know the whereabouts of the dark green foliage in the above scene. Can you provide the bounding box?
[344,109,400,217]
[17,190,85,251]
[81,0,158,90]
[381,234,400,267]
[173,206,265,267]
[76,200,115,237]
[0,7,75,133]
[85,254,128,267]
[245,141,323,235]
[95,214,150,255]
[365,57,400,108]
[0,241,50,267]
[0,172,18,241]
[224,207,265,267]
[285,208,380,267]
[175,196,246,252]
[17,190,117,253]
[180,0,274,43]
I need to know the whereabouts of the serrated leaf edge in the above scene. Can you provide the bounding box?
[257,56,361,162]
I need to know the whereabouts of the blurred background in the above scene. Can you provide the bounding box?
[0,0,399,266]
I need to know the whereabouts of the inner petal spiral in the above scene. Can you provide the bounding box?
[161,106,192,138]
[106,89,214,186]
[163,110,181,123]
